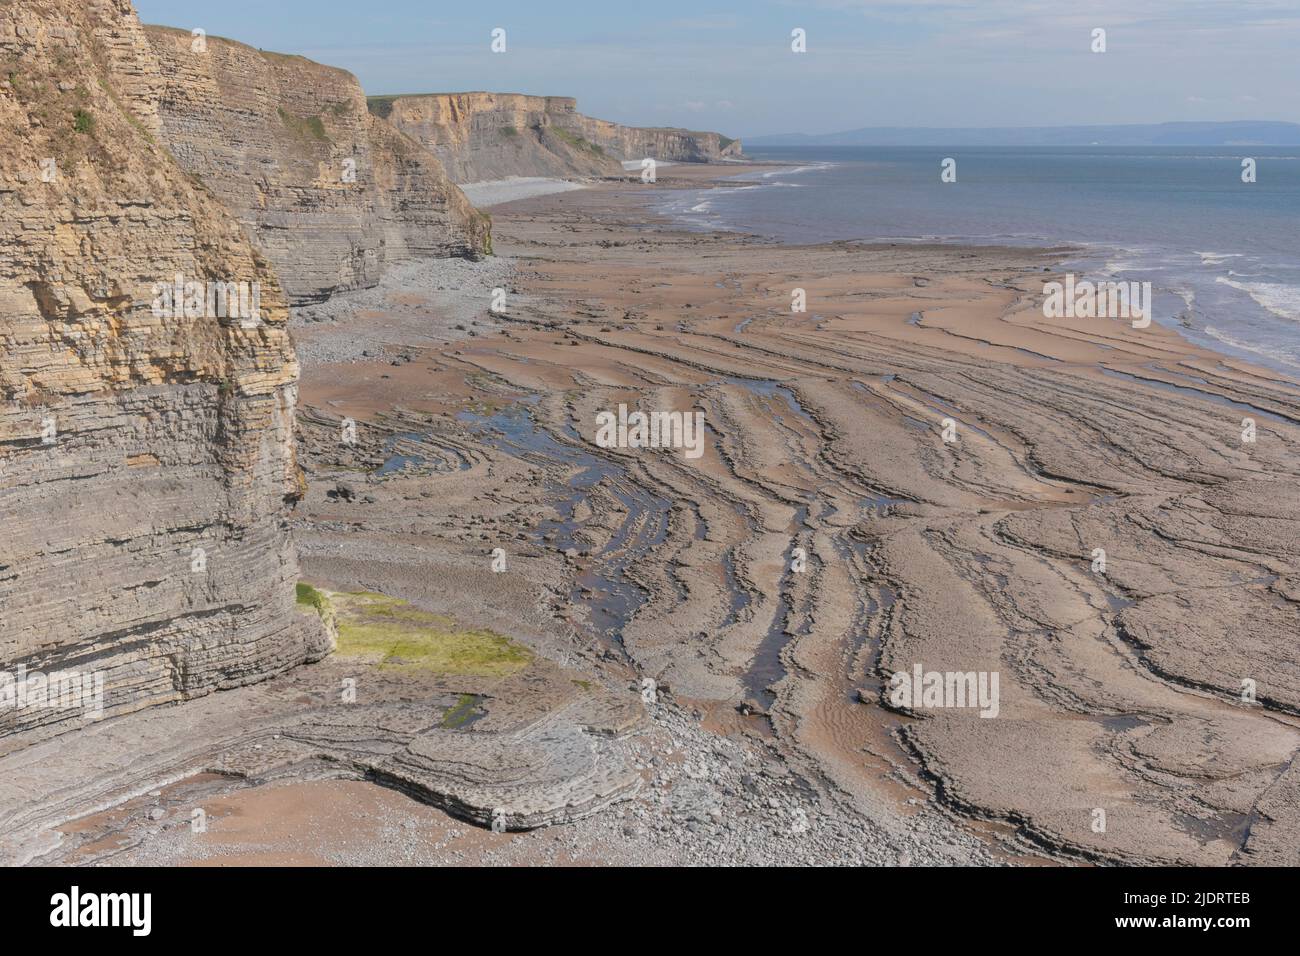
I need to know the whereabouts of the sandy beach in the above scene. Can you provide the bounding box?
[27,163,1298,867]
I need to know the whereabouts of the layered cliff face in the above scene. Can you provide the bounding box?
[567,112,743,166]
[144,27,491,305]
[0,0,331,739]
[370,92,742,184]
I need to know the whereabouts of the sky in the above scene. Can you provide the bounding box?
[133,1,1300,138]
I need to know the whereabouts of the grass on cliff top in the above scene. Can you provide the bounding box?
[366,93,449,116]
[146,24,241,46]
[304,587,532,677]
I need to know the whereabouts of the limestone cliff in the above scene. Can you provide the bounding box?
[370,92,743,184]
[568,109,743,166]
[144,27,491,305]
[0,0,331,739]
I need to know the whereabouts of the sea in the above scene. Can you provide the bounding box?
[655,146,1300,377]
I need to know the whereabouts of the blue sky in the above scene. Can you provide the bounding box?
[134,1,1300,138]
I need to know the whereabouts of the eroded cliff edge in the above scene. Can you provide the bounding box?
[369,92,743,183]
[0,0,332,739]
[144,26,492,305]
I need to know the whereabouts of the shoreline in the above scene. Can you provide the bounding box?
[13,163,1300,867]
[651,156,1300,381]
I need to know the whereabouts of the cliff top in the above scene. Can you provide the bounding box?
[143,24,359,83]
[366,92,735,141]
[366,91,575,120]
[368,91,574,100]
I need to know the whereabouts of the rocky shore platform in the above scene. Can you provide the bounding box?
[8,164,1298,866]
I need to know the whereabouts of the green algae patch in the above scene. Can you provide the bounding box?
[296,582,329,615]
[295,582,338,645]
[441,693,483,728]
[327,590,532,676]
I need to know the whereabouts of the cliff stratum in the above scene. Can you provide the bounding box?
[144,26,491,305]
[0,0,331,739]
[369,92,743,183]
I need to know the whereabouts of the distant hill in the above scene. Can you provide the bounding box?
[746,121,1300,147]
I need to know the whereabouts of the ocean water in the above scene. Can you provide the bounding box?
[656,146,1300,377]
